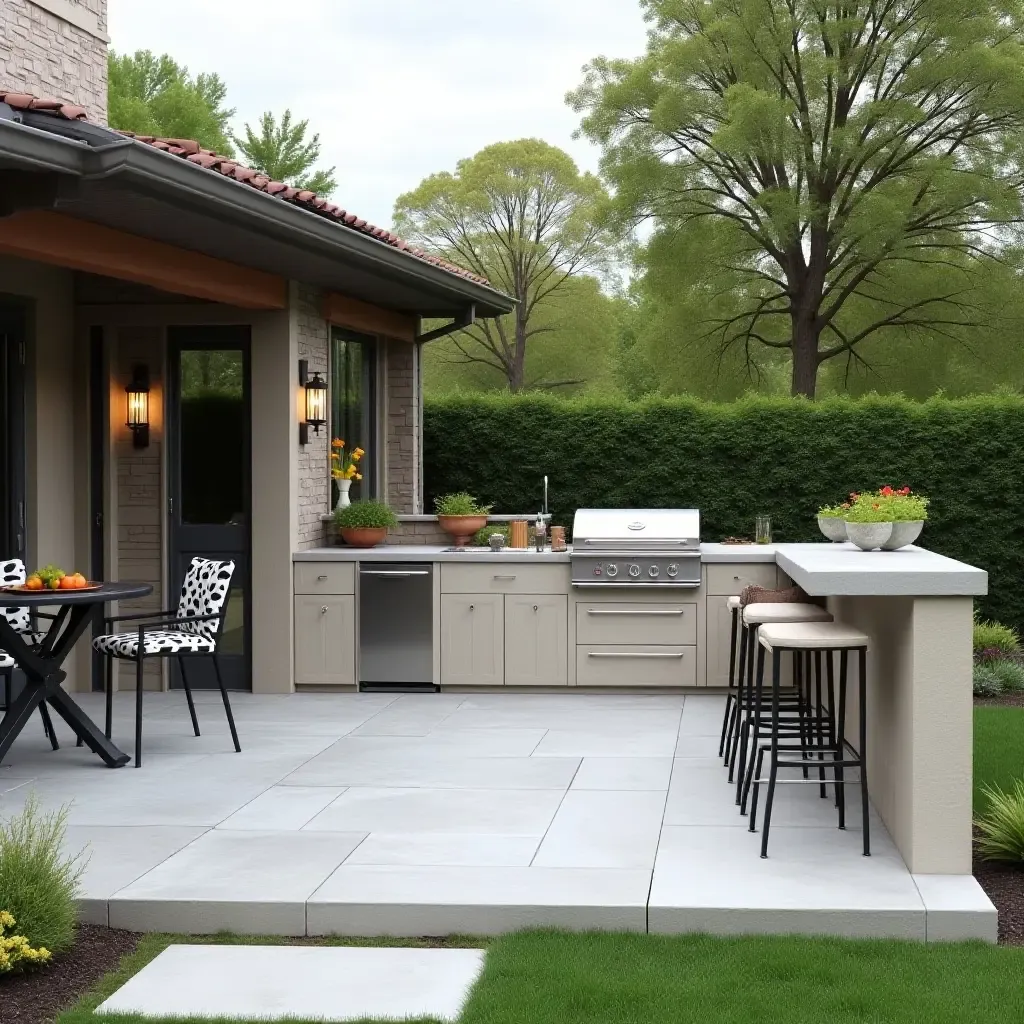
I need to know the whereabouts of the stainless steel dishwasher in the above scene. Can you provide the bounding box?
[358,563,434,690]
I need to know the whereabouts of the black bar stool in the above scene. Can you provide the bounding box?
[748,619,871,858]
[718,596,741,760]
[730,601,833,805]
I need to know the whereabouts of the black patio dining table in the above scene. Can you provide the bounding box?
[0,581,152,768]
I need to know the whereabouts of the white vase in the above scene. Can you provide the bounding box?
[845,521,893,551]
[882,520,924,551]
[335,479,351,509]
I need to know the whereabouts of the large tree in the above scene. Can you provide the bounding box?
[394,139,616,392]
[108,50,234,154]
[234,110,337,197]
[570,0,1024,398]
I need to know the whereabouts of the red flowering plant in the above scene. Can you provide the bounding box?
[844,486,929,523]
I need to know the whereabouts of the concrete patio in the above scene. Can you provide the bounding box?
[0,691,995,941]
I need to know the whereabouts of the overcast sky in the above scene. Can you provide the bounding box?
[107,1,650,228]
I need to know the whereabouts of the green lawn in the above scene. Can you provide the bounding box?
[59,930,1024,1024]
[974,705,1024,810]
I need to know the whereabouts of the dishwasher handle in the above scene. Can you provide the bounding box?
[360,569,431,577]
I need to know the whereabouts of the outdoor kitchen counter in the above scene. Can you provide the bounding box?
[294,545,572,562]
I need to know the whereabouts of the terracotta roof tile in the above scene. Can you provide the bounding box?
[0,90,489,287]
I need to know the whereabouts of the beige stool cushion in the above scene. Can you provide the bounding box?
[727,595,741,611]
[759,620,870,650]
[742,602,832,626]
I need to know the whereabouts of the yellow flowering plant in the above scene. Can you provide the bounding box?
[0,910,51,973]
[330,438,364,482]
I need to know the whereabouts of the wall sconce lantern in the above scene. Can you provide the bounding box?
[125,365,150,449]
[299,359,327,445]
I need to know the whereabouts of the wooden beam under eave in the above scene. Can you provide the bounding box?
[0,210,287,310]
[322,290,416,342]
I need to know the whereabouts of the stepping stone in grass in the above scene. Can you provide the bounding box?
[96,945,485,1022]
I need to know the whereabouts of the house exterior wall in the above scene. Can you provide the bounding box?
[384,338,420,515]
[295,285,330,550]
[1,0,109,123]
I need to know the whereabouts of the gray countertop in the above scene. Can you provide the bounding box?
[295,541,987,596]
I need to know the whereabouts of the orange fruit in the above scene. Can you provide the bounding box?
[25,577,43,591]
[59,575,77,590]
[72,573,88,588]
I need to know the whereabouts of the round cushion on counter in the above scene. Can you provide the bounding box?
[758,620,869,651]
[742,602,832,625]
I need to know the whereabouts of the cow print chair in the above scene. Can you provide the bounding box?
[92,557,241,767]
[1,558,60,750]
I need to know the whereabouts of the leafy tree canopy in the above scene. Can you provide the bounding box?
[108,50,234,154]
[570,0,1024,397]
[395,139,618,391]
[234,110,338,197]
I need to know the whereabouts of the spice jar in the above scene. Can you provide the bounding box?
[550,526,566,552]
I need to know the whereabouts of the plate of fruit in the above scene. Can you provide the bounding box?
[4,565,101,592]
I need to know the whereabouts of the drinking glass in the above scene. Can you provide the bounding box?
[755,515,772,545]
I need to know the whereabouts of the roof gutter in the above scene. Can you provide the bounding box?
[79,141,516,316]
[0,116,91,174]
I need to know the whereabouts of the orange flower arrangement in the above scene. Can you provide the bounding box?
[331,438,364,482]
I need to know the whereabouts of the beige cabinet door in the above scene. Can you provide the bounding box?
[705,595,739,689]
[505,594,568,687]
[294,595,356,686]
[440,593,504,687]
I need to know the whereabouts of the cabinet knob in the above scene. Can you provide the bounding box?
[533,604,538,611]
[321,605,328,614]
[469,604,475,611]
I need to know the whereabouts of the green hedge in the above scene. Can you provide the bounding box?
[424,393,1024,627]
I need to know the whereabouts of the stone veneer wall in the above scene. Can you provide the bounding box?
[385,519,448,546]
[296,285,330,549]
[114,325,163,690]
[1,0,109,123]
[385,339,420,515]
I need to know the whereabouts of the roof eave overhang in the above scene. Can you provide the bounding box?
[0,119,516,319]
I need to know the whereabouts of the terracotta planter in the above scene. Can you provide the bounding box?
[340,526,387,548]
[438,514,488,547]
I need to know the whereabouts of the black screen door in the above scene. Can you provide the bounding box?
[0,305,26,563]
[167,327,251,690]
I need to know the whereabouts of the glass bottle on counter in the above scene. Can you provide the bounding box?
[535,513,547,551]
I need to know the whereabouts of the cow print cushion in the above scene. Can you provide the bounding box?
[176,557,235,639]
[0,650,14,670]
[92,630,216,658]
[0,559,31,633]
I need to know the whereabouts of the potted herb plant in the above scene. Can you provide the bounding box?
[334,499,397,548]
[844,487,929,551]
[434,492,493,547]
[816,502,849,542]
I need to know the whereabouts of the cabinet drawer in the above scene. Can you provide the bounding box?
[440,562,569,595]
[576,603,696,646]
[705,562,777,596]
[294,562,355,595]
[576,645,696,687]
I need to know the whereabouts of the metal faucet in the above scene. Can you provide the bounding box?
[543,475,548,517]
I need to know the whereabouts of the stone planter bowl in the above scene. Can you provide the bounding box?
[882,520,924,551]
[438,515,489,548]
[340,526,388,548]
[845,521,893,551]
[817,516,848,543]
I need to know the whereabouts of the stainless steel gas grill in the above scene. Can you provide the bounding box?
[570,508,701,588]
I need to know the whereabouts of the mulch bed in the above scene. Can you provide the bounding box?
[0,924,140,1024]
[974,851,1024,945]
[975,692,1024,708]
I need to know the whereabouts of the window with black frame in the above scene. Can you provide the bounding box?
[330,327,377,505]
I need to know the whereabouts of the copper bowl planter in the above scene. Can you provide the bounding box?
[438,515,488,547]
[340,527,388,548]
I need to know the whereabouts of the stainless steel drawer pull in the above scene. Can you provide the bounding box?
[493,574,518,580]
[587,651,684,659]
[317,575,328,581]
[586,609,684,616]
[359,570,430,577]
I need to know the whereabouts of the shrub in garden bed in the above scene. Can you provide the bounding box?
[976,780,1024,863]
[425,392,1024,628]
[0,796,85,964]
[973,616,1024,696]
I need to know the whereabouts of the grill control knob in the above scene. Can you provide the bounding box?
[606,563,619,577]
[667,563,679,578]
[648,565,660,578]
[628,564,641,578]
